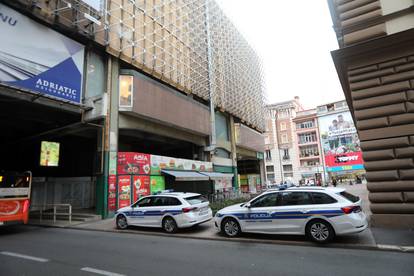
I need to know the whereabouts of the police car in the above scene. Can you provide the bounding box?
[214,187,367,243]
[115,192,213,233]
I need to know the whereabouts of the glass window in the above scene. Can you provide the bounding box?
[135,197,153,207]
[311,193,337,204]
[339,191,359,203]
[282,149,289,160]
[185,195,208,205]
[265,150,272,160]
[280,122,286,131]
[278,192,312,206]
[281,134,288,144]
[157,197,182,206]
[266,165,274,172]
[152,196,166,206]
[250,193,278,208]
[85,50,105,99]
[215,112,230,142]
[215,148,230,158]
[283,165,292,171]
[119,75,133,107]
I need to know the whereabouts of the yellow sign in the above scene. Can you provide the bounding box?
[40,141,60,167]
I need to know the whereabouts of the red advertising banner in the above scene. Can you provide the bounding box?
[325,152,363,167]
[118,175,131,208]
[133,175,150,202]
[117,152,151,175]
[108,175,117,211]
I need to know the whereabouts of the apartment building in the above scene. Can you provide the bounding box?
[293,109,324,185]
[264,97,303,184]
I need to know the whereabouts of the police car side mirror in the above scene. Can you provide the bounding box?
[245,203,251,208]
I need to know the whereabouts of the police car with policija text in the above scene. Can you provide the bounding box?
[214,187,367,243]
[116,192,213,233]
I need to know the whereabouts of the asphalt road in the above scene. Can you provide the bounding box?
[0,225,413,276]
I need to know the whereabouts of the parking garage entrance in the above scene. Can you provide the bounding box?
[0,90,100,215]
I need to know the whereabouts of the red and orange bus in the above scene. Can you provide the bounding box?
[0,171,32,226]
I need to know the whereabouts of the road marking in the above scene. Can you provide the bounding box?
[0,251,49,262]
[81,267,126,276]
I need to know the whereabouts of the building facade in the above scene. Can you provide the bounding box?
[264,97,303,184]
[0,0,265,218]
[293,109,324,185]
[328,0,414,227]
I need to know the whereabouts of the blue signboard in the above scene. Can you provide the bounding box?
[327,164,364,172]
[0,3,84,104]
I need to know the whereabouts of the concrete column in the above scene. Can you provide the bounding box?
[229,116,239,189]
[97,56,119,218]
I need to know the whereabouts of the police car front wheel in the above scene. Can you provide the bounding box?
[221,218,241,237]
[116,215,128,230]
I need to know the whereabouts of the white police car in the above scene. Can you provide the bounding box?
[214,187,367,243]
[115,192,213,233]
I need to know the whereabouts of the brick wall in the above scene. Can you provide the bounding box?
[348,53,414,215]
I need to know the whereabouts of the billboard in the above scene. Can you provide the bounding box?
[0,3,84,104]
[40,141,60,167]
[318,112,364,172]
[117,152,151,175]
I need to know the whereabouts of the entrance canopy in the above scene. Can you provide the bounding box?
[161,170,209,181]
[200,172,233,181]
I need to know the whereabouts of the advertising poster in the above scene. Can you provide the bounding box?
[109,152,117,176]
[40,141,60,167]
[150,176,165,194]
[108,175,117,211]
[0,3,84,104]
[318,112,364,172]
[118,175,131,208]
[133,175,150,202]
[150,155,213,175]
[117,152,151,175]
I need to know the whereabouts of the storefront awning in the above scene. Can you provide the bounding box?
[161,170,209,181]
[200,172,234,181]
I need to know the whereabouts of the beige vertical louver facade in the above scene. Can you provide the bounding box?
[6,0,265,131]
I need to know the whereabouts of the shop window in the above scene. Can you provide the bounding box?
[119,75,133,107]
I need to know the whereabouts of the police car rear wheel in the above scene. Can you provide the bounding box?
[116,215,128,230]
[306,219,334,243]
[222,218,240,237]
[162,217,178,233]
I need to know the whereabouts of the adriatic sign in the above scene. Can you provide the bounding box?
[0,3,84,104]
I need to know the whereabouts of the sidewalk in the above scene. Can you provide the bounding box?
[29,183,413,252]
[62,218,412,253]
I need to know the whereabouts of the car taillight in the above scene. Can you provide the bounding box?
[341,206,360,214]
[182,207,198,213]
[23,200,30,213]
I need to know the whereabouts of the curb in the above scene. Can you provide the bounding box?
[28,222,413,253]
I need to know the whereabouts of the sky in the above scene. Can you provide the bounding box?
[215,0,345,110]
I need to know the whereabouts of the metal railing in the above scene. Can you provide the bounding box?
[207,189,254,204]
[31,204,72,224]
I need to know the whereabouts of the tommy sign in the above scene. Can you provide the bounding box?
[0,3,84,104]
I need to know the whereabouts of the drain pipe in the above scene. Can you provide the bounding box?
[205,0,216,154]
